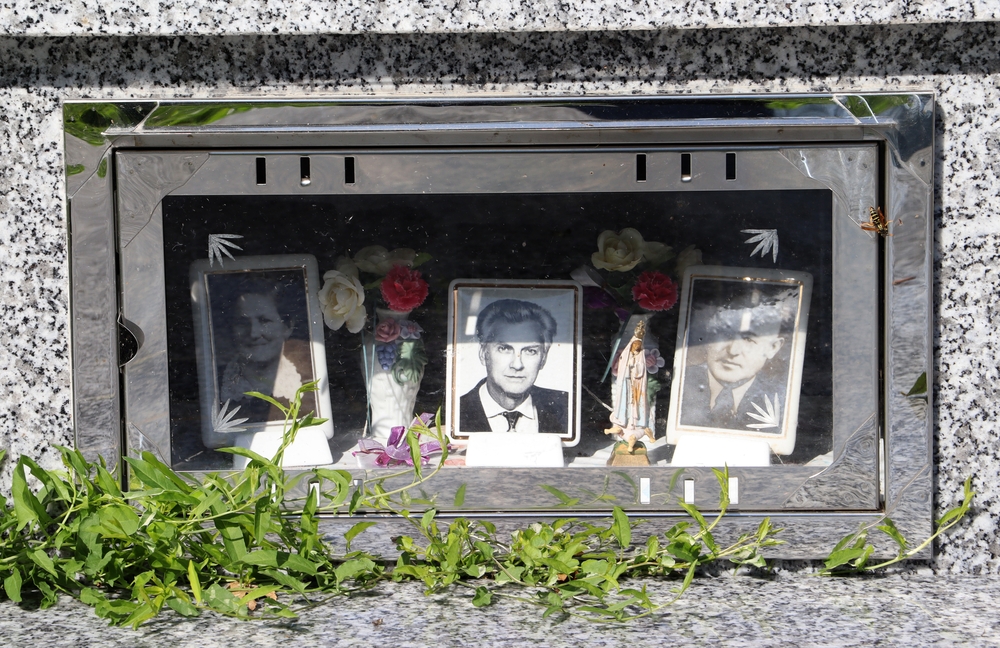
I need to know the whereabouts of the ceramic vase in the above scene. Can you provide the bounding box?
[362,308,425,443]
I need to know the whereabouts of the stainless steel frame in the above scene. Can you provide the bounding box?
[65,94,934,558]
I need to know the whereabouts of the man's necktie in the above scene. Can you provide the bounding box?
[712,385,735,418]
[501,411,523,432]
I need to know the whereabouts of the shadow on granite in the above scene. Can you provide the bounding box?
[2,575,999,647]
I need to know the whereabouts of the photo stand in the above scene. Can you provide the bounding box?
[189,254,335,469]
[464,434,565,468]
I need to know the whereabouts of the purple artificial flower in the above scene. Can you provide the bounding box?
[614,307,631,322]
[645,348,666,374]
[398,320,424,340]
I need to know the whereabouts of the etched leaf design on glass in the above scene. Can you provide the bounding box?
[208,233,244,267]
[746,393,781,429]
[741,229,779,263]
[213,399,249,434]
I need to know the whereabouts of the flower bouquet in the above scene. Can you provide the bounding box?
[317,246,432,446]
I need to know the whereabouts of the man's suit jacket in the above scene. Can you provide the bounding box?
[679,364,786,432]
[459,379,569,434]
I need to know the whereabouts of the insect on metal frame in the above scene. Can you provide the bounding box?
[65,94,934,559]
[861,206,893,238]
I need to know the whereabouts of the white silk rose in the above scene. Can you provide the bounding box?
[353,245,417,275]
[591,228,646,272]
[318,270,367,333]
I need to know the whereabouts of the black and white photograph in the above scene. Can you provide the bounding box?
[447,281,582,446]
[190,254,334,450]
[666,266,812,457]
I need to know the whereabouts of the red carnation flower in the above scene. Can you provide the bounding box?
[381,265,429,312]
[631,271,678,311]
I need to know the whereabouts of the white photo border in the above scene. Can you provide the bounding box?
[190,253,334,449]
[446,279,583,447]
[665,265,813,456]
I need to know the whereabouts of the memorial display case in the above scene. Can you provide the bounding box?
[65,94,934,556]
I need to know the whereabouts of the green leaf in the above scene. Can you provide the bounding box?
[394,341,428,384]
[95,464,122,497]
[79,587,106,606]
[98,504,141,538]
[261,569,309,595]
[344,521,377,552]
[453,484,467,507]
[241,550,320,576]
[166,597,200,617]
[66,163,86,176]
[12,461,47,530]
[3,570,23,603]
[611,507,631,549]
[411,252,433,268]
[203,584,242,614]
[679,501,710,533]
[905,372,927,397]
[335,558,376,584]
[824,547,869,570]
[30,549,58,577]
[876,518,908,554]
[406,428,423,480]
[187,561,203,604]
[540,484,580,507]
[313,468,352,506]
[472,585,493,607]
[244,391,288,415]
[211,507,248,565]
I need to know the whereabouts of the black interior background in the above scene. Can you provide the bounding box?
[161,189,833,469]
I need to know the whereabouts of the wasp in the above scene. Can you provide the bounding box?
[861,206,893,237]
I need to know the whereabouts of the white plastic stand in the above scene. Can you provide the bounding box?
[232,427,334,468]
[465,433,565,468]
[670,433,771,467]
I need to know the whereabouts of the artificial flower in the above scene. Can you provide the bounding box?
[398,320,424,340]
[632,271,678,311]
[641,240,674,266]
[381,265,429,312]
[354,245,417,275]
[674,244,703,277]
[317,270,367,333]
[645,348,666,374]
[374,318,402,343]
[592,228,645,272]
[335,255,359,279]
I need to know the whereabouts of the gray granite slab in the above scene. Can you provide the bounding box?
[3,574,1000,646]
[2,0,1000,36]
[1,22,1000,575]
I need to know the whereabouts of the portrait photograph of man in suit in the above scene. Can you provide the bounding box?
[668,267,812,457]
[448,283,581,444]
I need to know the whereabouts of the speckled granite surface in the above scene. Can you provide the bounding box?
[2,0,999,36]
[3,575,1000,646]
[1,22,1000,577]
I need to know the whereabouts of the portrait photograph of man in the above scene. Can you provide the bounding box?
[666,266,812,457]
[447,281,582,446]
